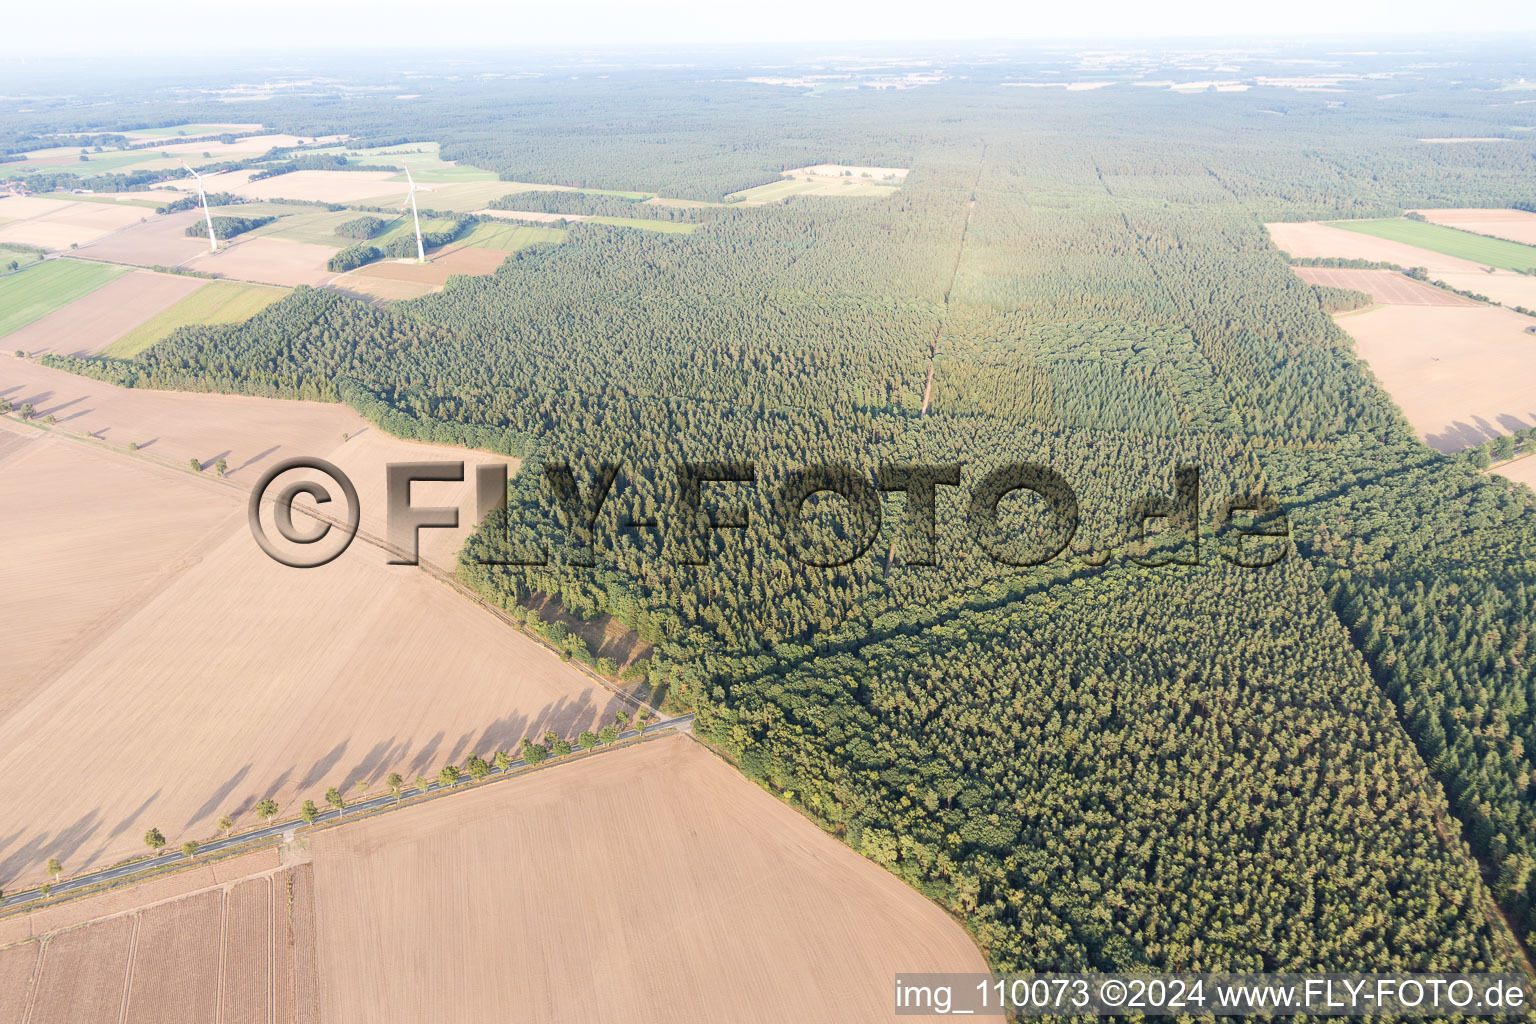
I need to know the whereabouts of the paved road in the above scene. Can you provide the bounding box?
[0,714,694,915]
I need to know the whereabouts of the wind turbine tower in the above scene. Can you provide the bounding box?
[180,161,219,253]
[401,162,434,263]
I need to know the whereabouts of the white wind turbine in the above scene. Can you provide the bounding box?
[180,161,219,253]
[400,162,435,263]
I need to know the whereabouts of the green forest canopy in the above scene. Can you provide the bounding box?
[23,51,1536,977]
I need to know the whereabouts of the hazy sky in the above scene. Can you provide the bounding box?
[8,0,1536,55]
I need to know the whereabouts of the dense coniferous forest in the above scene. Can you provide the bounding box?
[23,48,1536,975]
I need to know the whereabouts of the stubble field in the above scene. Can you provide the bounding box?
[1292,266,1480,306]
[1328,304,1536,450]
[0,199,151,251]
[308,734,987,1023]
[0,355,629,892]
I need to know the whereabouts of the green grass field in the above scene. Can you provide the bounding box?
[1327,217,1536,272]
[376,215,459,246]
[205,205,359,247]
[0,259,129,339]
[459,222,567,250]
[101,280,289,358]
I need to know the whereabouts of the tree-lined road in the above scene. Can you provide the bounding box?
[0,714,693,915]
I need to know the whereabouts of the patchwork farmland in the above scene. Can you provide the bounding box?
[1326,217,1536,272]
[4,270,206,356]
[0,737,985,1023]
[102,280,288,358]
[0,260,128,340]
[0,849,320,1024]
[1269,219,1536,451]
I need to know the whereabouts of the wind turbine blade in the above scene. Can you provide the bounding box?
[403,163,416,188]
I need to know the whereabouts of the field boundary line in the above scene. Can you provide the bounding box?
[18,935,44,1024]
[117,911,140,1024]
[215,887,229,1024]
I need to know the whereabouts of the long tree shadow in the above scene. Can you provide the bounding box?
[0,809,105,888]
[186,764,252,829]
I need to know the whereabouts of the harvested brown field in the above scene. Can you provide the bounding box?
[148,134,329,160]
[0,433,241,708]
[473,207,589,223]
[1293,266,1480,306]
[0,195,75,220]
[124,889,223,1024]
[0,356,622,892]
[231,170,401,203]
[28,913,134,1024]
[0,354,361,473]
[289,866,322,1024]
[308,735,986,1023]
[1433,272,1536,310]
[223,878,271,1024]
[185,237,336,287]
[72,209,211,267]
[0,941,39,1021]
[349,246,510,287]
[6,849,281,943]
[0,855,316,1024]
[1264,221,1494,274]
[1414,208,1536,246]
[3,270,207,355]
[0,200,151,252]
[1493,455,1536,492]
[1331,304,1536,451]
